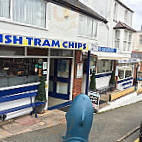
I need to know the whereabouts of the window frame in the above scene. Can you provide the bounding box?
[78,14,98,39]
[0,0,48,30]
[115,30,120,49]
[0,0,11,20]
[117,65,133,81]
[123,30,132,52]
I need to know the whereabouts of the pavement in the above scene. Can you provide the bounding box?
[0,110,66,140]
[1,101,142,142]
[0,91,142,141]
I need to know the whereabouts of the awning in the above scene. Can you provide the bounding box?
[87,51,130,60]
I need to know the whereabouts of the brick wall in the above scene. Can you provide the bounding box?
[72,50,83,99]
[140,61,142,72]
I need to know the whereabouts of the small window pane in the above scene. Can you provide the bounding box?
[125,70,132,78]
[0,46,24,56]
[27,48,48,56]
[0,0,10,18]
[97,60,111,74]
[118,69,124,80]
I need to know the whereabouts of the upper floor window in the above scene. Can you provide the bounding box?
[78,15,98,38]
[123,30,132,52]
[124,10,128,23]
[0,0,10,18]
[115,30,120,48]
[139,35,142,45]
[113,3,118,21]
[0,0,46,28]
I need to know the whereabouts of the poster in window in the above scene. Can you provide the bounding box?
[76,63,83,78]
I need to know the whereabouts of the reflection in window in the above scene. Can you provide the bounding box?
[78,14,98,38]
[118,69,124,80]
[125,70,132,78]
[97,60,112,74]
[0,0,10,18]
[13,0,46,28]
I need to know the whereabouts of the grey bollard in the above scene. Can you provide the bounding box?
[63,94,94,142]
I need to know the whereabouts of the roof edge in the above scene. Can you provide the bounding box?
[47,0,108,23]
[115,0,134,13]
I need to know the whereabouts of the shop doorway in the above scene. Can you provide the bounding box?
[48,58,72,107]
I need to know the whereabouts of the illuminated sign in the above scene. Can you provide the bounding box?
[0,34,88,50]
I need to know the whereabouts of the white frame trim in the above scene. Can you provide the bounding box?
[0,0,48,30]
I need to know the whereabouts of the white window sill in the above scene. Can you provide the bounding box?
[0,18,49,31]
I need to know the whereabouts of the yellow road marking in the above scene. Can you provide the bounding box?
[134,138,139,142]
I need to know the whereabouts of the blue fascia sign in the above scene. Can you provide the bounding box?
[98,46,117,53]
[89,43,117,53]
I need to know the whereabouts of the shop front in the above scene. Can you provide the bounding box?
[0,33,87,119]
[116,59,139,90]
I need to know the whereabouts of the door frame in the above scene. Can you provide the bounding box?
[47,50,75,103]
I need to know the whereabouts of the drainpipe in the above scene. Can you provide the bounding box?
[85,51,91,95]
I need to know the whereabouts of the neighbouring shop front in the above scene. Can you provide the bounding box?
[116,59,139,90]
[0,33,87,120]
[82,45,125,93]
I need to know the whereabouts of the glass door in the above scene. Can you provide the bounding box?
[49,59,71,100]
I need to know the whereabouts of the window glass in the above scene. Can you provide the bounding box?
[125,70,132,78]
[0,46,25,56]
[124,10,128,23]
[27,47,48,56]
[118,69,124,80]
[139,35,142,45]
[115,30,120,48]
[0,0,10,18]
[97,60,111,74]
[78,14,98,38]
[13,0,46,28]
[51,49,73,57]
[0,58,46,87]
[113,3,118,20]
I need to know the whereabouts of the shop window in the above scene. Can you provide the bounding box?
[125,70,132,78]
[97,60,112,74]
[90,57,96,75]
[0,46,24,56]
[51,49,73,57]
[0,58,46,87]
[13,0,46,28]
[0,0,10,18]
[118,69,124,80]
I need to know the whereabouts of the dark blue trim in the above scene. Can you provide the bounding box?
[85,51,90,95]
[0,102,44,115]
[48,101,72,110]
[117,77,133,84]
[122,81,132,86]
[49,92,69,100]
[0,92,37,103]
[0,85,38,97]
[49,59,71,100]
[95,72,112,78]
[123,85,132,90]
